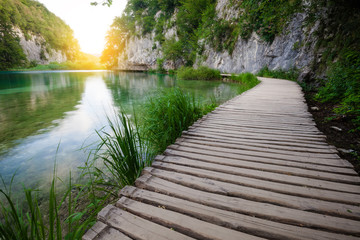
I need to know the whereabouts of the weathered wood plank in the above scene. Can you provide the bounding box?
[180,134,339,155]
[144,167,360,220]
[98,205,194,240]
[120,186,358,240]
[178,136,339,158]
[116,197,264,240]
[167,145,358,183]
[195,120,321,133]
[135,174,360,236]
[183,131,335,149]
[164,149,360,192]
[187,128,333,146]
[166,144,353,169]
[189,126,327,141]
[82,222,132,240]
[153,156,360,205]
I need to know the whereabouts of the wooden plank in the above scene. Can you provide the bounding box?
[195,120,320,133]
[97,205,194,240]
[192,123,326,139]
[120,186,358,240]
[189,126,326,141]
[178,136,339,159]
[174,141,343,163]
[183,131,335,149]
[153,156,360,205]
[144,167,360,220]
[135,174,360,236]
[82,222,132,240]
[168,144,358,183]
[116,197,264,240]
[187,128,332,146]
[180,134,339,155]
[167,144,353,169]
[164,149,360,193]
[210,110,315,121]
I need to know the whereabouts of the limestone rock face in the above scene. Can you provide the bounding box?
[14,28,67,64]
[201,13,316,79]
[118,34,160,71]
[117,1,320,80]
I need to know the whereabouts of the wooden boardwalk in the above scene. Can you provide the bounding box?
[83,77,360,240]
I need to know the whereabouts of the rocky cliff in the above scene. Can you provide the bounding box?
[0,0,79,69]
[114,0,326,80]
[14,28,67,64]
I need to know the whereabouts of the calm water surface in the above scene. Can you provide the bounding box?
[0,71,239,191]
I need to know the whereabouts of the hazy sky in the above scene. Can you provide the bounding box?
[37,0,127,55]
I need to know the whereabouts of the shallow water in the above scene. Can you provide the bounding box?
[0,71,239,192]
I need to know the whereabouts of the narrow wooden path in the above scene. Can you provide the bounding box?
[83,77,360,240]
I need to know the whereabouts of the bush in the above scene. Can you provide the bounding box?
[257,66,299,81]
[156,58,166,73]
[315,50,360,128]
[177,66,221,80]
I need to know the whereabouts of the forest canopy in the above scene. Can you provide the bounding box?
[0,0,80,70]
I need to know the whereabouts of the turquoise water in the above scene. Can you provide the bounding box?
[0,71,239,191]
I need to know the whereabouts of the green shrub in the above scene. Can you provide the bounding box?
[315,50,360,128]
[156,58,166,73]
[257,66,299,81]
[231,72,260,93]
[177,66,221,80]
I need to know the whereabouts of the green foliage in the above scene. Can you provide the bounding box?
[156,58,165,73]
[1,0,79,54]
[230,72,260,94]
[0,0,79,69]
[11,60,104,71]
[141,88,204,153]
[315,50,360,128]
[162,37,183,67]
[94,112,153,187]
[177,66,221,81]
[101,17,129,68]
[257,66,299,81]
[0,12,26,69]
[0,163,107,240]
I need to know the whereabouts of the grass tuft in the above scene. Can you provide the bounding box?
[141,88,206,153]
[94,111,154,187]
[177,66,221,81]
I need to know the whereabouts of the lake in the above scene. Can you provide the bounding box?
[0,71,240,192]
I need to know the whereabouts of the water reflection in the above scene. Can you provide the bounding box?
[0,71,239,193]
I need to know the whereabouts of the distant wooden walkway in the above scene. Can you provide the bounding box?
[83,77,360,240]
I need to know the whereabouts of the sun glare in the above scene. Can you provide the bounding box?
[37,0,126,55]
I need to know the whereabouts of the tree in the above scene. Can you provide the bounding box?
[100,17,128,68]
[0,11,26,70]
[163,38,183,68]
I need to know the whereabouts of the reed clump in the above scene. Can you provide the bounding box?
[141,88,213,153]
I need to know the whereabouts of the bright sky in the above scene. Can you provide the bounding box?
[37,0,127,55]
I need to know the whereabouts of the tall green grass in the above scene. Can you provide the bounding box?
[177,66,221,80]
[141,88,207,153]
[230,72,260,93]
[93,112,154,187]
